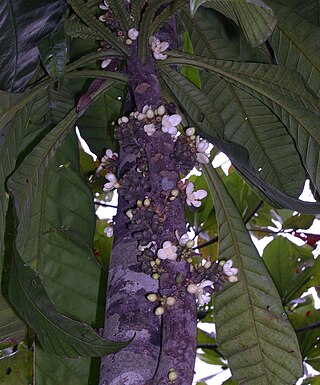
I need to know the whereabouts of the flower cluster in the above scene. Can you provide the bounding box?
[149,36,169,60]
[196,136,210,164]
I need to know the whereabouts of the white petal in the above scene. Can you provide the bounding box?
[161,115,170,124]
[153,52,167,60]
[128,28,139,40]
[186,198,192,206]
[186,182,194,196]
[192,200,202,208]
[223,260,233,271]
[162,240,173,249]
[198,280,214,289]
[158,41,169,52]
[228,275,238,283]
[179,233,189,246]
[105,149,113,158]
[168,126,177,135]
[161,125,169,133]
[142,104,151,114]
[101,58,111,68]
[168,114,182,126]
[197,140,209,152]
[105,173,117,182]
[157,249,167,259]
[196,153,209,164]
[194,189,207,200]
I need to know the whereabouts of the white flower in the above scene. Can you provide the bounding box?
[144,123,156,136]
[223,260,238,282]
[157,241,178,261]
[196,280,214,306]
[185,181,207,207]
[175,230,194,248]
[149,36,169,60]
[161,114,182,136]
[128,28,139,40]
[196,136,210,164]
[104,226,113,237]
[188,280,213,306]
[101,149,118,163]
[103,173,118,192]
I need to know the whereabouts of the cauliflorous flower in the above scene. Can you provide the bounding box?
[185,181,207,207]
[196,136,210,164]
[222,260,239,282]
[175,230,194,248]
[101,149,118,163]
[99,0,109,10]
[103,173,118,192]
[149,36,169,60]
[104,225,113,237]
[157,241,178,261]
[161,114,182,136]
[144,123,156,136]
[187,280,214,306]
[128,28,139,40]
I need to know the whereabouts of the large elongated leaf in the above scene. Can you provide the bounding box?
[271,0,320,27]
[160,66,320,213]
[179,7,306,197]
[0,0,65,92]
[266,1,320,97]
[160,66,224,138]
[38,27,69,85]
[204,163,302,384]
[190,0,276,47]
[3,216,125,357]
[161,53,320,196]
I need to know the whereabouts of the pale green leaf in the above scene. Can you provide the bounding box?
[204,163,303,384]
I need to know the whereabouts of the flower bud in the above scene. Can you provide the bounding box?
[168,370,178,381]
[187,284,198,294]
[157,105,165,116]
[186,127,195,136]
[171,189,179,197]
[186,240,195,249]
[137,113,146,121]
[152,273,160,280]
[147,294,158,302]
[166,297,176,306]
[155,306,165,316]
[204,261,212,269]
[228,275,238,283]
[144,198,151,207]
[146,109,154,119]
[126,38,133,45]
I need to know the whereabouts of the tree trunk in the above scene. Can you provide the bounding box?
[99,23,197,385]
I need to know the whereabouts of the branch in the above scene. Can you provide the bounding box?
[296,321,320,332]
[94,200,117,209]
[197,200,264,250]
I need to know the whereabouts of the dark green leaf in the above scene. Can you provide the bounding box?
[0,0,65,92]
[64,19,101,40]
[267,1,320,97]
[282,214,315,231]
[38,27,69,84]
[190,0,276,47]
[0,346,33,384]
[204,163,303,384]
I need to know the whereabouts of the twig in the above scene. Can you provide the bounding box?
[296,321,320,332]
[94,200,117,209]
[197,200,264,250]
[197,343,218,350]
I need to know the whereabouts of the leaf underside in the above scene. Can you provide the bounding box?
[204,163,303,384]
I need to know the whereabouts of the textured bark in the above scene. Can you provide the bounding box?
[99,14,197,385]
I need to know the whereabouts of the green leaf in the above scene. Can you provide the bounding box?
[64,19,101,40]
[67,0,129,56]
[179,7,306,197]
[282,214,315,231]
[38,27,69,85]
[0,0,66,92]
[162,52,320,198]
[2,198,127,358]
[267,1,320,97]
[262,237,316,304]
[204,163,303,384]
[0,346,33,384]
[160,66,224,138]
[302,375,320,385]
[181,32,201,88]
[7,109,79,251]
[190,0,276,47]
[77,82,126,157]
[108,0,133,31]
